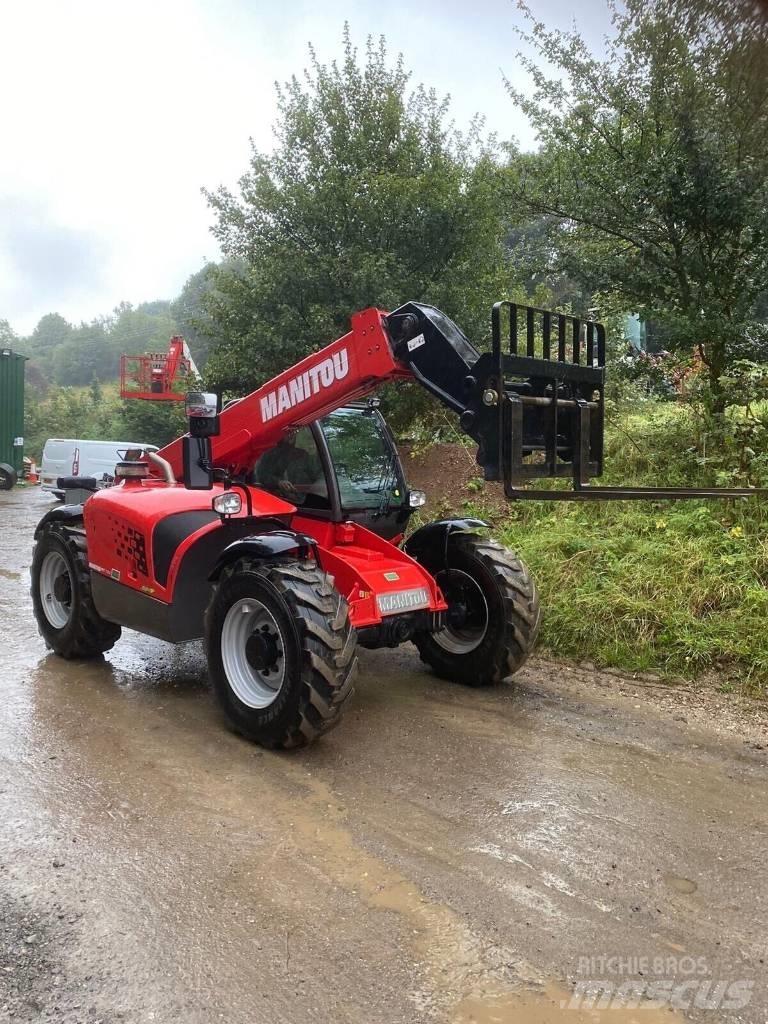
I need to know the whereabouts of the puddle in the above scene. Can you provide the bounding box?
[663,874,698,895]
[280,767,541,1015]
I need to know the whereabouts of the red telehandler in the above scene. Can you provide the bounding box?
[30,301,762,748]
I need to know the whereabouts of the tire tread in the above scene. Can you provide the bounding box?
[208,558,357,748]
[31,522,121,659]
[414,534,540,686]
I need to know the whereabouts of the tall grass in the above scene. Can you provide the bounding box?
[460,404,768,692]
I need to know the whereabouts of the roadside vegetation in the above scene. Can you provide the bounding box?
[5,0,766,690]
[22,382,187,456]
[464,402,768,692]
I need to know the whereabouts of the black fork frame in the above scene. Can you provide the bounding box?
[486,302,762,502]
[386,299,764,502]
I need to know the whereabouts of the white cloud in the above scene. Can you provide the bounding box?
[0,0,611,334]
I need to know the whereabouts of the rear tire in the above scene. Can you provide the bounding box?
[0,463,16,490]
[205,558,358,748]
[31,523,122,658]
[413,534,540,686]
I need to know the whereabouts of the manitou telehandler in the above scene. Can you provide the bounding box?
[31,302,761,748]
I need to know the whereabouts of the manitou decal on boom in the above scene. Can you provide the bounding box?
[259,349,350,422]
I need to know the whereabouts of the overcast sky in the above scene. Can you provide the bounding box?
[0,0,613,335]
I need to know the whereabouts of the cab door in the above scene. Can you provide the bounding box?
[316,406,412,540]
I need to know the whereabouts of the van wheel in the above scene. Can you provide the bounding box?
[0,463,16,490]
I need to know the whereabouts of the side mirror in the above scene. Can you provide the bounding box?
[182,436,213,490]
[408,489,427,508]
[185,391,220,438]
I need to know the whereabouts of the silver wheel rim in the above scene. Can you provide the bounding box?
[221,598,286,709]
[39,550,74,629]
[433,568,489,655]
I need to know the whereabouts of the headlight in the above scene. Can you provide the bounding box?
[377,587,430,616]
[408,489,427,508]
[213,492,242,516]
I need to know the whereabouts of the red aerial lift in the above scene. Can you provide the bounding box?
[120,336,199,401]
[30,300,763,749]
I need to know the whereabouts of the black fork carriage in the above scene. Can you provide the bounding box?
[389,299,765,503]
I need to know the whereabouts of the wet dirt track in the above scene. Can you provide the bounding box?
[1,488,766,1024]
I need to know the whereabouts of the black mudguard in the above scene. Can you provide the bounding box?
[403,517,489,566]
[34,504,85,538]
[208,529,319,581]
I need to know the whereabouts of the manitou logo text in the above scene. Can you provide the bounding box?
[259,350,350,423]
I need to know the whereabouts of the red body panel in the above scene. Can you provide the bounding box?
[292,516,446,627]
[83,479,446,627]
[83,479,294,603]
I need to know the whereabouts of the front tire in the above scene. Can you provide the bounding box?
[413,534,540,686]
[31,523,122,658]
[205,558,357,749]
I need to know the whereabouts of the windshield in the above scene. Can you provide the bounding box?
[320,408,404,510]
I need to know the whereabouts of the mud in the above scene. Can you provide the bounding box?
[1,487,766,1023]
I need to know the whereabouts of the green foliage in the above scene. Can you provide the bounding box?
[201,29,516,428]
[23,385,186,458]
[28,313,72,356]
[20,302,182,390]
[116,397,187,448]
[506,0,768,412]
[614,350,682,400]
[0,319,20,349]
[455,403,768,691]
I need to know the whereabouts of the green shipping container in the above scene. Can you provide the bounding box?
[0,348,26,476]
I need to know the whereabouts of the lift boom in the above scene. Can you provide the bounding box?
[120,336,199,402]
[159,307,410,479]
[159,300,764,502]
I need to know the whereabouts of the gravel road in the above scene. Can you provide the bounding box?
[1,487,765,1023]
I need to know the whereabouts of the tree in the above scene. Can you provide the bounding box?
[27,313,73,355]
[0,319,19,349]
[170,264,222,366]
[115,397,187,448]
[20,303,182,389]
[506,0,768,413]
[108,304,179,376]
[52,321,111,385]
[202,29,514,426]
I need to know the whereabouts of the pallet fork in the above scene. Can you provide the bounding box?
[387,301,764,502]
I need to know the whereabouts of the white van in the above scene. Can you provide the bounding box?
[41,439,158,497]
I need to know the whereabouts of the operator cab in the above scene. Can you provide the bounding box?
[251,404,424,540]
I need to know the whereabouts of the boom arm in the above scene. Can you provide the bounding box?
[159,307,414,480]
[159,299,765,502]
[159,301,487,483]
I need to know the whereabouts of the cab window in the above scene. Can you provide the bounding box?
[251,426,330,510]
[320,408,404,510]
